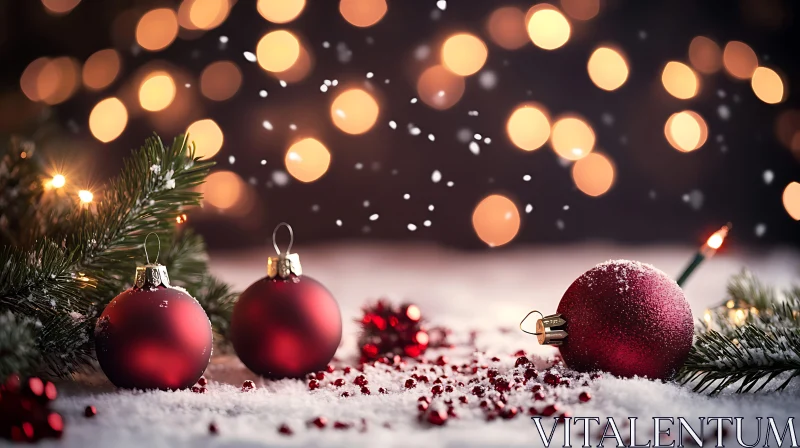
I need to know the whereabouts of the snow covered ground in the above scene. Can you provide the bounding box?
[49,244,800,448]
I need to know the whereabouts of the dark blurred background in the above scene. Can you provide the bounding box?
[0,0,798,250]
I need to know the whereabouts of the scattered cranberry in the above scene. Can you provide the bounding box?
[458,396,468,404]
[241,380,255,392]
[560,378,571,388]
[515,356,531,368]
[427,409,448,426]
[191,386,201,393]
[433,378,442,384]
[418,396,430,403]
[500,407,519,419]
[315,371,325,381]
[308,380,320,390]
[310,417,327,428]
[487,369,499,379]
[405,379,417,389]
[435,355,448,366]
[533,391,546,401]
[341,391,351,398]
[333,378,345,387]
[544,372,561,386]
[491,356,501,362]
[524,368,539,380]
[447,406,457,418]
[84,406,97,418]
[431,385,443,395]
[479,400,488,408]
[528,407,539,415]
[541,404,559,417]
[197,376,208,387]
[494,378,511,392]
[208,422,218,434]
[418,375,429,384]
[354,375,368,386]
[278,424,293,435]
[334,421,352,430]
[326,364,335,373]
[579,391,592,402]
[344,367,352,374]
[418,402,429,412]
[471,385,485,397]
[360,386,371,395]
[445,385,454,393]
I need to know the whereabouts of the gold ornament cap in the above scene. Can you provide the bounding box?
[134,233,171,288]
[267,222,303,279]
[520,311,568,346]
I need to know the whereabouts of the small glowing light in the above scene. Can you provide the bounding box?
[441,33,488,76]
[37,57,81,105]
[51,174,66,189]
[138,72,176,112]
[257,0,305,23]
[665,110,708,152]
[285,138,331,183]
[571,152,615,197]
[186,119,224,159]
[339,0,387,28]
[707,233,724,250]
[751,66,785,104]
[688,36,722,75]
[416,65,465,110]
[661,61,699,99]
[200,60,242,101]
[783,181,800,220]
[406,305,421,321]
[188,0,230,30]
[507,103,550,151]
[550,115,595,160]
[703,310,712,324]
[20,57,50,101]
[89,97,128,143]
[526,7,571,50]
[330,88,379,135]
[560,0,599,21]
[587,46,629,91]
[136,8,179,52]
[486,6,528,50]
[734,309,746,325]
[415,331,429,345]
[82,49,121,91]
[176,213,188,224]
[256,30,300,72]
[472,194,521,247]
[78,190,93,203]
[723,41,758,80]
[41,0,80,15]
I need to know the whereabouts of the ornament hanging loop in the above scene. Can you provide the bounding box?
[143,232,161,265]
[519,310,544,336]
[272,222,294,256]
[519,310,568,346]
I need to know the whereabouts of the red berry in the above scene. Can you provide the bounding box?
[84,406,97,418]
[199,387,207,394]
[315,371,325,380]
[458,396,468,404]
[197,376,208,386]
[560,378,572,388]
[334,421,352,430]
[528,407,539,415]
[579,391,592,402]
[191,386,201,393]
[544,372,561,386]
[341,391,351,397]
[494,378,511,392]
[525,368,539,380]
[515,356,531,368]
[333,378,345,387]
[310,417,327,428]
[344,367,352,374]
[427,409,448,426]
[278,424,293,435]
[378,387,387,394]
[405,379,416,389]
[541,404,559,417]
[326,364,335,373]
[500,407,519,419]
[308,380,320,390]
[445,385,454,393]
[533,391,546,401]
[471,385,485,397]
[418,375,429,383]
[487,369,499,379]
[433,377,442,384]
[418,396,431,403]
[241,380,256,392]
[431,385,443,395]
[360,386,371,395]
[418,402,429,412]
[354,375,368,386]
[208,423,218,434]
[514,349,526,357]
[435,355,448,366]
[491,356,501,362]
[479,400,489,408]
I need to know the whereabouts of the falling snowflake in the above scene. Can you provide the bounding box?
[431,170,442,183]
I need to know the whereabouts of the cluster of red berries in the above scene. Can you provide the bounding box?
[357,300,451,361]
[0,375,63,442]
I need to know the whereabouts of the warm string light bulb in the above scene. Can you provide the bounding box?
[78,190,94,204]
[51,174,66,189]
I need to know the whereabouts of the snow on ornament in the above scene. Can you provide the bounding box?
[520,260,694,380]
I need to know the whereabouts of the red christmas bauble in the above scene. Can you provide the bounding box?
[230,275,342,378]
[95,265,212,390]
[554,260,694,380]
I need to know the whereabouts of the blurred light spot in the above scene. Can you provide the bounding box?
[51,174,66,188]
[257,0,305,23]
[560,0,599,21]
[486,6,528,50]
[339,0,387,27]
[136,8,178,52]
[507,103,550,151]
[330,88,379,135]
[550,115,595,160]
[661,61,699,99]
[188,0,230,30]
[89,97,127,143]
[203,171,244,210]
[20,57,50,101]
[723,41,758,80]
[200,61,242,101]
[41,0,80,14]
[139,72,176,112]
[665,110,708,152]
[270,44,313,83]
[751,66,785,104]
[775,109,800,157]
[82,49,121,90]
[688,36,722,75]
[572,152,615,196]
[186,119,223,159]
[527,7,570,50]
[416,65,465,110]
[441,33,487,76]
[37,57,80,105]
[256,30,300,72]
[587,46,629,91]
[78,190,93,203]
[285,138,331,183]
[472,194,521,247]
[783,182,800,220]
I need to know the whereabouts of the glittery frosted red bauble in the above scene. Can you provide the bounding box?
[230,275,342,378]
[95,283,213,390]
[556,260,693,380]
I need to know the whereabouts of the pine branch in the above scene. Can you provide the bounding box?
[192,276,237,341]
[0,312,39,381]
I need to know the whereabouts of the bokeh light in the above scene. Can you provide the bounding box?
[751,66,785,104]
[661,61,699,99]
[256,30,300,72]
[441,33,488,76]
[416,65,465,110]
[550,115,595,160]
[526,7,571,50]
[472,194,521,248]
[285,138,331,183]
[138,72,176,112]
[41,0,80,15]
[186,119,224,159]
[51,174,66,189]
[257,0,305,23]
[202,171,245,210]
[560,0,600,21]
[89,97,128,143]
[572,152,615,197]
[506,104,550,151]
[188,0,230,30]
[20,57,50,101]
[271,44,314,83]
[486,6,528,50]
[330,88,379,135]
[200,61,242,101]
[723,41,758,80]
[665,111,708,152]
[783,182,800,220]
[82,49,121,91]
[587,46,629,91]
[78,190,93,204]
[339,0,387,28]
[37,57,81,105]
[775,110,800,155]
[688,36,722,75]
[136,8,179,52]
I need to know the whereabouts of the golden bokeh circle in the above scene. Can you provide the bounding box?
[416,65,465,110]
[664,110,708,152]
[572,152,615,197]
[339,0,387,27]
[527,8,571,50]
[330,88,380,135]
[256,30,301,72]
[200,61,242,101]
[441,33,488,76]
[89,97,128,143]
[486,7,529,50]
[550,115,595,160]
[186,119,224,159]
[751,66,785,104]
[587,46,629,91]
[139,72,176,112]
[661,61,699,100]
[136,8,179,52]
[472,194,521,248]
[285,138,332,183]
[507,104,551,151]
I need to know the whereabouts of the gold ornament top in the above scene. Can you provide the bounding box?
[267,253,302,279]
[519,311,568,346]
[134,264,171,289]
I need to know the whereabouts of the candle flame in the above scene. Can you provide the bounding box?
[705,224,730,250]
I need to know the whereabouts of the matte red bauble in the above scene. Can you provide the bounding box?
[523,260,694,380]
[230,223,342,378]
[95,256,213,390]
